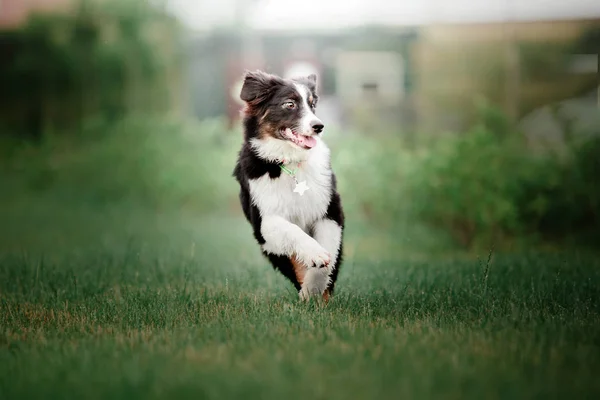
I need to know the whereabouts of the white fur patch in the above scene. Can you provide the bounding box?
[294,83,320,136]
[249,136,311,164]
[248,140,332,232]
[312,219,342,270]
[261,215,330,268]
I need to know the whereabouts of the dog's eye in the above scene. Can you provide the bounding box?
[283,101,296,110]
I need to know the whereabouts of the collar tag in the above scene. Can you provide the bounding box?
[279,164,309,195]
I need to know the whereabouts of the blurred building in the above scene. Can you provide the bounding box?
[179,1,600,133]
[189,18,599,134]
[2,0,599,134]
[413,19,600,133]
[188,28,419,132]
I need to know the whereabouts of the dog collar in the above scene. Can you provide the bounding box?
[279,163,297,177]
[279,162,310,196]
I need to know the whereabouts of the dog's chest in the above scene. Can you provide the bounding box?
[249,163,332,232]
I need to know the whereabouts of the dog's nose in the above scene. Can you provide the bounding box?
[311,120,324,134]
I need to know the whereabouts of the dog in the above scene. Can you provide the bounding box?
[233,70,344,301]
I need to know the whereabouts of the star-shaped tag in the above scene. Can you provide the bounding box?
[293,180,310,196]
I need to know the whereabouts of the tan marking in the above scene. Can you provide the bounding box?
[258,122,278,139]
[260,109,270,122]
[322,289,330,303]
[290,255,306,286]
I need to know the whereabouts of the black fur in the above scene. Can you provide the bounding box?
[322,177,345,293]
[233,70,344,296]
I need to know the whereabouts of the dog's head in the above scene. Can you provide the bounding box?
[240,70,323,150]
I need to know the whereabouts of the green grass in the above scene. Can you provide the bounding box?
[1,205,600,400]
[1,117,599,398]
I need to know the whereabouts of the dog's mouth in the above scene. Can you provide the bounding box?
[280,128,316,149]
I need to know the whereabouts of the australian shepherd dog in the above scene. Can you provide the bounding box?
[233,70,344,301]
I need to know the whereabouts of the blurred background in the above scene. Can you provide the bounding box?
[1,0,599,255]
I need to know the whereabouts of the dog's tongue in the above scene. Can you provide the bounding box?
[283,128,317,149]
[297,134,317,148]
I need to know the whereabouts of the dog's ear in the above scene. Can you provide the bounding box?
[304,74,318,92]
[240,70,281,105]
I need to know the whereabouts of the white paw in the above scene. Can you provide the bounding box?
[298,285,324,301]
[299,289,311,301]
[299,268,330,301]
[297,239,331,269]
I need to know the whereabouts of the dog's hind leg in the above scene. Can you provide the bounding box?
[290,256,307,287]
[265,253,302,291]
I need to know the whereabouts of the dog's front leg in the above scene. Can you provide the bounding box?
[312,219,343,271]
[299,218,343,300]
[260,215,331,268]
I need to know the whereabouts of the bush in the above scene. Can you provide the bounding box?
[0,0,182,138]
[404,102,600,249]
[0,116,240,213]
[2,105,597,253]
[331,100,600,251]
[407,126,540,248]
[533,134,600,237]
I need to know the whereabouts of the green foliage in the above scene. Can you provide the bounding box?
[408,127,536,248]
[1,117,240,213]
[0,0,181,137]
[572,25,600,53]
[533,133,600,236]
[404,102,599,249]
[518,42,571,82]
[332,100,600,250]
[2,102,598,253]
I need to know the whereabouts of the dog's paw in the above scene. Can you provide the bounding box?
[297,240,330,269]
[298,286,326,301]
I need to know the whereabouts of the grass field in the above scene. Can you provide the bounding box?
[1,203,600,400]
